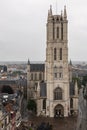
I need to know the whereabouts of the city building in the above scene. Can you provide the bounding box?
[0,92,22,130]
[0,101,10,130]
[0,65,7,73]
[27,6,78,117]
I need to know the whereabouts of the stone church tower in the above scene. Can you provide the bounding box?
[45,6,70,117]
[27,6,79,117]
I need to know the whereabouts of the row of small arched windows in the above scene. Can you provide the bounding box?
[31,73,43,81]
[52,16,63,22]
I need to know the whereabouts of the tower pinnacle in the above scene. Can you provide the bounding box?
[64,5,67,20]
[27,59,30,65]
[50,5,52,15]
[69,59,72,65]
[48,5,52,17]
[60,10,63,20]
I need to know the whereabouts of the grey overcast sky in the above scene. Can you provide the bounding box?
[0,0,87,62]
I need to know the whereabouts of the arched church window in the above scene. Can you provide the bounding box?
[59,73,62,78]
[54,73,57,78]
[43,99,46,109]
[54,48,57,60]
[70,98,73,108]
[57,27,59,39]
[60,48,62,60]
[54,87,62,100]
[56,17,59,21]
[61,23,63,40]
[31,73,33,80]
[52,18,54,21]
[60,16,63,21]
[53,23,55,40]
[39,73,42,80]
[35,73,37,80]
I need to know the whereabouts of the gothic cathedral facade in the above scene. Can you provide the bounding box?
[27,6,78,117]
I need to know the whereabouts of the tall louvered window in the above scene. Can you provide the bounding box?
[61,23,63,40]
[54,48,57,60]
[35,73,37,80]
[39,73,42,80]
[53,22,55,39]
[43,99,46,109]
[70,98,73,108]
[60,48,62,60]
[31,73,33,80]
[57,27,59,38]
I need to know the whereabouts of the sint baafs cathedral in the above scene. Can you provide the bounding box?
[27,6,78,117]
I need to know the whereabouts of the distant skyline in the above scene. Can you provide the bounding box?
[0,0,87,61]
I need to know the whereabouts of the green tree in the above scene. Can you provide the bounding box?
[27,99,37,113]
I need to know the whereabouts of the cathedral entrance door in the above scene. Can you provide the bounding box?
[54,104,64,117]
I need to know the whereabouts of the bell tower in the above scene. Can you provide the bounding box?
[45,6,70,117]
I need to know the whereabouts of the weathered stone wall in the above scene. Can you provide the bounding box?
[77,87,87,130]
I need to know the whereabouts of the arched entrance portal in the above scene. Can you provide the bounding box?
[54,104,64,117]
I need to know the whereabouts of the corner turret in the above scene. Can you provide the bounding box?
[75,80,78,96]
[27,59,30,65]
[69,59,72,65]
[64,5,67,20]
[47,5,53,21]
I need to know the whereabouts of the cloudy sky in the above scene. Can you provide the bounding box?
[0,0,87,62]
